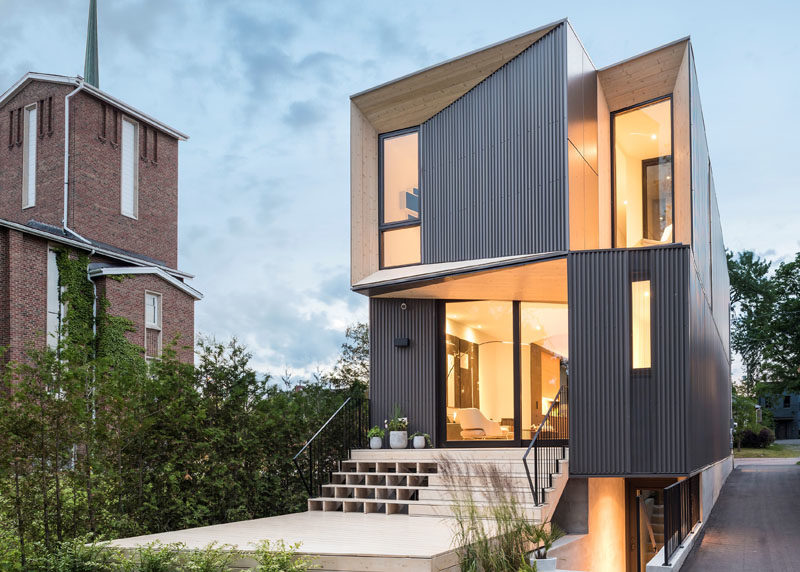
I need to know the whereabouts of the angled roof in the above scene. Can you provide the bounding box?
[0,217,195,280]
[0,72,188,141]
[351,19,566,133]
[88,265,203,300]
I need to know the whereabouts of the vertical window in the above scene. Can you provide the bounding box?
[22,103,37,208]
[613,98,673,248]
[46,249,61,349]
[121,117,138,218]
[144,292,162,359]
[631,280,652,369]
[379,128,420,268]
[784,395,791,408]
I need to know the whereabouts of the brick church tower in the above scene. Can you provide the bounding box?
[0,0,200,365]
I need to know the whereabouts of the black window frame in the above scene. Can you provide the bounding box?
[611,95,676,249]
[378,126,421,269]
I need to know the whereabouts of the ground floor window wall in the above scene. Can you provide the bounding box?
[444,300,568,443]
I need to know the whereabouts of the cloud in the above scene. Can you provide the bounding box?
[282,100,325,129]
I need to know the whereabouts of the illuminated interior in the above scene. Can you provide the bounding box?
[446,301,515,441]
[631,280,652,369]
[520,303,568,440]
[380,130,420,267]
[613,99,673,248]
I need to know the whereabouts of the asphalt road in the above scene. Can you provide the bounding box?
[682,458,800,571]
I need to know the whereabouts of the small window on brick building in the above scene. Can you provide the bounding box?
[145,291,162,359]
[121,117,139,218]
[23,103,37,208]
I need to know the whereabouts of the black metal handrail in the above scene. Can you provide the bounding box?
[522,385,569,506]
[663,473,700,565]
[292,396,369,497]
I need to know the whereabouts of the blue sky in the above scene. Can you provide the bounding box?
[0,0,796,377]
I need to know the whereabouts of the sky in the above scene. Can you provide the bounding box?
[0,0,797,378]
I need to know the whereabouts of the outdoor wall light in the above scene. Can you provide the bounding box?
[394,337,410,348]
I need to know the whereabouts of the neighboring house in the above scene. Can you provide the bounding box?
[0,5,200,367]
[335,19,731,572]
[760,394,800,439]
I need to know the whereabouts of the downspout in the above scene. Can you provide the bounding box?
[63,79,92,245]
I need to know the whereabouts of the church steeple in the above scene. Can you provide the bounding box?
[83,0,99,87]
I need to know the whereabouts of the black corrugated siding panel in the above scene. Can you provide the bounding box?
[689,49,712,304]
[369,298,439,442]
[420,24,568,264]
[569,246,690,476]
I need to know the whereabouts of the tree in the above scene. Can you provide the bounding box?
[728,251,775,396]
[322,322,369,393]
[763,253,800,394]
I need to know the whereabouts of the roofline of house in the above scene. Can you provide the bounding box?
[598,35,691,72]
[88,266,203,300]
[0,217,195,280]
[349,18,568,100]
[0,72,189,141]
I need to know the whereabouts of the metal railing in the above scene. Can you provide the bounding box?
[522,386,569,505]
[663,473,700,565]
[292,396,369,497]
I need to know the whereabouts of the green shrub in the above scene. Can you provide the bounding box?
[120,542,182,572]
[367,426,385,439]
[251,540,317,572]
[738,423,776,448]
[183,543,240,572]
[25,537,122,572]
[758,427,776,448]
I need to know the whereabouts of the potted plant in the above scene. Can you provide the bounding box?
[368,426,385,449]
[527,521,564,571]
[387,405,408,449]
[409,432,431,449]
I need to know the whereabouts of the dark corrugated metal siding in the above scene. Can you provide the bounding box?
[369,299,439,443]
[689,50,712,302]
[420,24,568,263]
[569,246,689,476]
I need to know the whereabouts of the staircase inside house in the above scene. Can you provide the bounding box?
[306,447,569,525]
[642,500,665,563]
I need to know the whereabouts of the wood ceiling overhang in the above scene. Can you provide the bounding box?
[351,20,564,134]
[598,37,690,112]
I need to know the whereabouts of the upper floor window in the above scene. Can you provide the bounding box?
[145,291,162,359]
[613,98,673,248]
[631,279,651,369]
[121,117,139,218]
[380,128,420,268]
[22,103,37,208]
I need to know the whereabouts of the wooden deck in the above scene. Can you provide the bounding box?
[109,511,461,571]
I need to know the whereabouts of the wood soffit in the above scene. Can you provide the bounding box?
[598,39,690,112]
[351,22,561,134]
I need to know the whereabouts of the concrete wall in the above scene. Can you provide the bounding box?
[700,455,733,523]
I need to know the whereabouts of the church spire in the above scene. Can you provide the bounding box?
[83,0,99,88]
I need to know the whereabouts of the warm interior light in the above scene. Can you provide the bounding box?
[650,134,657,140]
[632,280,652,369]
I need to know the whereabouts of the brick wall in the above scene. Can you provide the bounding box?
[98,273,195,364]
[0,79,181,268]
[0,82,72,228]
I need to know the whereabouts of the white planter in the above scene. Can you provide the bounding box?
[389,431,408,449]
[370,436,383,449]
[413,435,427,449]
[530,557,557,571]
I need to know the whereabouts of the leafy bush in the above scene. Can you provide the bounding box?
[25,537,121,572]
[120,542,181,572]
[738,423,776,448]
[183,543,240,572]
[758,427,776,448]
[251,540,317,572]
[367,426,385,439]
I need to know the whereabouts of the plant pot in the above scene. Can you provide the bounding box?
[389,431,408,449]
[370,436,383,449]
[413,435,426,449]
[530,557,557,571]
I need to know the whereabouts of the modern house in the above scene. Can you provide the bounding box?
[0,2,200,367]
[339,18,732,572]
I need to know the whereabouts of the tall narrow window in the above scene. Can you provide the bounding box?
[144,291,162,359]
[631,280,652,369]
[46,249,61,349]
[613,98,673,248]
[22,103,37,208]
[121,117,138,218]
[379,128,420,268]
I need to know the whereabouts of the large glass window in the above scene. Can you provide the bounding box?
[613,98,673,248]
[631,280,652,369]
[520,303,569,440]
[445,301,514,441]
[380,129,420,267]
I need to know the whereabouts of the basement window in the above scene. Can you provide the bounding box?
[379,128,420,268]
[631,280,651,369]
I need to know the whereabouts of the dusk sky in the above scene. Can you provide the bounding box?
[1,0,796,378]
